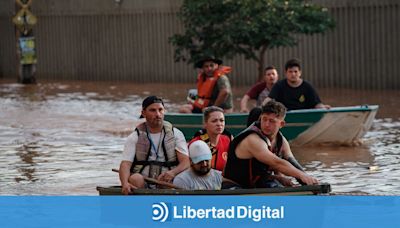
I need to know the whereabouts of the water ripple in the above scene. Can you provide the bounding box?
[1,81,399,195]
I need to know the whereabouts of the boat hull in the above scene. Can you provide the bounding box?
[164,105,379,145]
[96,184,331,196]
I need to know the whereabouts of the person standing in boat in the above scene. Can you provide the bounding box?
[173,140,223,190]
[240,66,279,113]
[179,56,233,113]
[223,100,318,189]
[119,96,190,194]
[188,106,232,171]
[263,58,330,110]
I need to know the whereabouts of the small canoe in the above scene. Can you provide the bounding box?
[96,184,331,196]
[165,105,379,146]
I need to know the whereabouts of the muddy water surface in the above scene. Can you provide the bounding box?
[0,79,399,195]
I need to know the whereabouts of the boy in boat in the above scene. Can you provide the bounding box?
[188,106,232,171]
[179,56,233,113]
[223,100,318,189]
[119,96,190,194]
[240,65,279,113]
[263,58,330,110]
[173,140,223,190]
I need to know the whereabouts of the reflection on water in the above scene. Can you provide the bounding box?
[0,79,399,195]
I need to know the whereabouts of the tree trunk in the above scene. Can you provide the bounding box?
[257,46,268,82]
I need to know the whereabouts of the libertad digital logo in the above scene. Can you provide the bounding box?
[151,202,285,223]
[152,202,170,222]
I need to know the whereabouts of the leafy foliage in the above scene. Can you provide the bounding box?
[169,0,335,78]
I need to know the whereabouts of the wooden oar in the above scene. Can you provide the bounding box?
[112,168,182,189]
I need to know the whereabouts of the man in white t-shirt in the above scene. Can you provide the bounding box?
[173,140,222,190]
[119,96,190,194]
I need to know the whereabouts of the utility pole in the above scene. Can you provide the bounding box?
[12,0,37,83]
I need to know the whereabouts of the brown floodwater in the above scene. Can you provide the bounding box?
[0,79,399,195]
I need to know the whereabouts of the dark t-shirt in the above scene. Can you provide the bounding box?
[268,79,321,110]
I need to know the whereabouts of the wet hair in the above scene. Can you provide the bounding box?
[203,106,224,122]
[261,100,287,119]
[284,58,302,71]
[264,65,277,72]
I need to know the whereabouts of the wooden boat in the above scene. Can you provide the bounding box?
[165,105,379,146]
[96,183,331,196]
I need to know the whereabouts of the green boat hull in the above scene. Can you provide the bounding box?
[165,105,379,145]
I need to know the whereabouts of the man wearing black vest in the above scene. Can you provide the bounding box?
[223,100,318,189]
[119,96,190,194]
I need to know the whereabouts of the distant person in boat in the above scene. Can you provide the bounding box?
[263,58,330,110]
[173,140,223,190]
[119,96,190,194]
[222,100,318,189]
[188,106,233,171]
[240,66,279,113]
[179,56,233,113]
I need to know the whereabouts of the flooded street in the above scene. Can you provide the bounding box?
[0,79,399,195]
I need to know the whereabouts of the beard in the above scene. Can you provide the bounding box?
[193,167,211,176]
[147,118,163,128]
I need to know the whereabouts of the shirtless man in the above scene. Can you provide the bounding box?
[223,100,318,188]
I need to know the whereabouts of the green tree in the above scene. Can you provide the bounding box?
[169,0,335,81]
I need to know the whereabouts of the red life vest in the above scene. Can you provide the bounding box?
[189,132,231,171]
[193,66,232,110]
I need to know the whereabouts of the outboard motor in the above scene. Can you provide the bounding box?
[186,89,198,103]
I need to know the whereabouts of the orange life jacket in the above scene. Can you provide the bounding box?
[193,66,231,110]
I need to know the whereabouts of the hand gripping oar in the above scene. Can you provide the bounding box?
[112,168,182,189]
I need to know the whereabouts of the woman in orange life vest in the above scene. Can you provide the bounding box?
[188,106,233,171]
[179,56,233,114]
